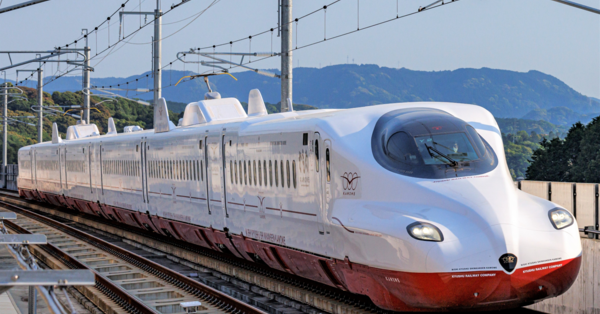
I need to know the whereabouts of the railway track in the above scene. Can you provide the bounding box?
[0,193,266,314]
[0,191,380,314]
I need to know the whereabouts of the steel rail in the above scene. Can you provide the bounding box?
[0,199,266,314]
[0,190,381,314]
[2,213,159,314]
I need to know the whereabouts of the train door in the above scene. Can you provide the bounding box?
[206,132,225,230]
[203,135,211,215]
[221,130,230,219]
[140,138,149,207]
[88,143,93,194]
[32,148,37,190]
[58,145,64,193]
[322,140,332,235]
[314,132,326,235]
[99,142,104,197]
[62,146,68,191]
[29,149,34,185]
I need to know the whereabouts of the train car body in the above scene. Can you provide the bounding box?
[17,93,582,311]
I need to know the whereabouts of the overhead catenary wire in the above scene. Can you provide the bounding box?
[154,0,461,94]
[42,0,197,89]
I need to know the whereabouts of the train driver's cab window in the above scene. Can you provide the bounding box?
[372,108,498,179]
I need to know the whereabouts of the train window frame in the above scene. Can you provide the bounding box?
[200,160,204,181]
[244,161,248,185]
[274,160,278,187]
[326,148,331,182]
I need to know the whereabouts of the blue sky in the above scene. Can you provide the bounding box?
[1,0,599,97]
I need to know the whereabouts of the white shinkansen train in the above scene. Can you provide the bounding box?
[18,90,581,311]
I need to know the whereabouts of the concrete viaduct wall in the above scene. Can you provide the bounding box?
[519,181,600,314]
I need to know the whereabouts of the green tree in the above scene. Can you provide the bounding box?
[526,138,567,181]
[570,117,600,182]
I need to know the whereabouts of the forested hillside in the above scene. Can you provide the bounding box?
[0,85,179,163]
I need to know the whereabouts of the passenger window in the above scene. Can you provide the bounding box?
[238,161,242,185]
[280,161,284,188]
[186,160,190,181]
[274,160,279,187]
[200,160,204,181]
[269,160,273,187]
[263,161,267,187]
[230,160,234,184]
[253,160,257,186]
[258,160,262,186]
[244,161,248,185]
[293,160,297,188]
[234,161,238,184]
[286,160,291,188]
[315,140,319,172]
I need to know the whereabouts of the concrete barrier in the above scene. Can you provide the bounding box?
[519,181,600,313]
[518,180,599,238]
[527,238,600,314]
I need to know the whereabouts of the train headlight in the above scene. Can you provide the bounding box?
[548,208,574,230]
[407,222,443,242]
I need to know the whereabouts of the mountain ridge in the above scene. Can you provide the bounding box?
[11,65,598,123]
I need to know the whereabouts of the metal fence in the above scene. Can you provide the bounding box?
[517,180,599,239]
[1,164,18,191]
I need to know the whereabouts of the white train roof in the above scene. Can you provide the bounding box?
[23,91,499,150]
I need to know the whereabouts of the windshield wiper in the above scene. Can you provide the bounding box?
[425,144,458,167]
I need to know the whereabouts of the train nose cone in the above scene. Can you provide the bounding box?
[498,253,517,273]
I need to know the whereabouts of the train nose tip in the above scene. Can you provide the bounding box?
[498,253,518,273]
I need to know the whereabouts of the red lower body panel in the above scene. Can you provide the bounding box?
[17,188,581,312]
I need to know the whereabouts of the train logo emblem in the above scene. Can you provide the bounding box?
[499,253,518,273]
[502,256,515,264]
[298,150,309,173]
[341,172,360,195]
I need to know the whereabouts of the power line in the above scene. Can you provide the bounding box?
[91,0,221,90]
[157,0,461,94]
